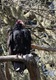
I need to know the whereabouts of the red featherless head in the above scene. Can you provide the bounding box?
[16,20,25,27]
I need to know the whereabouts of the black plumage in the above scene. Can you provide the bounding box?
[7,20,31,73]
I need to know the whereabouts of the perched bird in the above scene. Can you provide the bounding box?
[7,20,31,73]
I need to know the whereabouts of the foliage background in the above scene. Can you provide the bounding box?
[0,0,56,80]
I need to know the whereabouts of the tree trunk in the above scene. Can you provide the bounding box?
[0,65,6,80]
[26,57,41,80]
[4,62,12,80]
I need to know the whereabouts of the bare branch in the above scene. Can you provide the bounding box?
[31,44,56,52]
[0,55,41,80]
[0,43,56,62]
[0,55,25,62]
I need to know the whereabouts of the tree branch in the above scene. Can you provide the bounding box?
[0,55,41,80]
[31,44,56,52]
[0,55,25,62]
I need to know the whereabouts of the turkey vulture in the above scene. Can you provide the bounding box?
[7,20,31,73]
